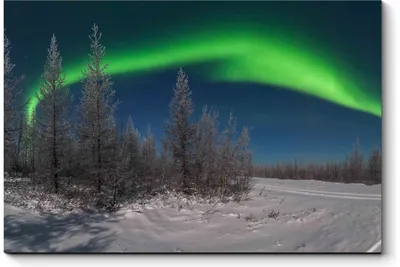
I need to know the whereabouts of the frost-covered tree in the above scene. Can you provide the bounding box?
[234,126,252,198]
[78,24,118,193]
[218,112,237,196]
[193,105,219,193]
[164,68,195,194]
[4,33,23,169]
[35,35,71,193]
[107,118,126,206]
[111,116,141,199]
[236,127,252,176]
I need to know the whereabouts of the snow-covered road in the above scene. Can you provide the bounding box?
[4,177,381,253]
[253,180,381,200]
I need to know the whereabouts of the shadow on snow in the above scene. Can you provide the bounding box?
[4,211,120,253]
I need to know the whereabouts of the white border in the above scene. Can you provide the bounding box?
[1,0,399,266]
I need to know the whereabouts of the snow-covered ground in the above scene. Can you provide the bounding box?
[4,177,381,253]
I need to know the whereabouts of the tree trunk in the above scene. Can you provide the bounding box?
[97,138,102,193]
[53,101,59,194]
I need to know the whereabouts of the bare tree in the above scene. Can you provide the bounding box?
[78,24,118,193]
[164,68,195,194]
[35,35,71,194]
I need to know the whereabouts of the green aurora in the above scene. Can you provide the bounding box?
[25,26,381,122]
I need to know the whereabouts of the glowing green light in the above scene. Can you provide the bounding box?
[25,26,381,122]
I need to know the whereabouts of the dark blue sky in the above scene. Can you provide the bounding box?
[4,1,381,164]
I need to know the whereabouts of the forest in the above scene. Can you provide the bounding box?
[4,25,253,211]
[4,25,381,212]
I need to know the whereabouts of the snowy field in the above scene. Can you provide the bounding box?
[4,177,381,253]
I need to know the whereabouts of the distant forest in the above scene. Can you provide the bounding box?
[253,139,381,185]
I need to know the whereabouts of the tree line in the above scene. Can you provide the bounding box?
[252,139,382,185]
[4,25,253,208]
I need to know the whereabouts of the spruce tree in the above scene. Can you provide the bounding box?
[78,24,118,193]
[35,35,70,193]
[4,33,22,170]
[164,68,195,194]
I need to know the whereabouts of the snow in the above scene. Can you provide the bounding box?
[4,177,381,253]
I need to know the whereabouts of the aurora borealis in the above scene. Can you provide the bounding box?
[25,26,381,121]
[5,1,381,163]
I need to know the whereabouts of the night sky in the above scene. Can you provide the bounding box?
[4,1,381,164]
